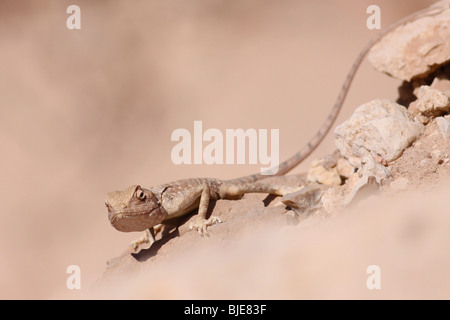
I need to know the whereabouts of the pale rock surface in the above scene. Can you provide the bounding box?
[428,77,450,97]
[368,4,450,81]
[337,158,355,179]
[343,156,391,206]
[307,155,341,186]
[411,85,450,117]
[436,116,450,139]
[334,99,424,167]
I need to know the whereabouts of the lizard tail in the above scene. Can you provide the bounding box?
[229,3,447,185]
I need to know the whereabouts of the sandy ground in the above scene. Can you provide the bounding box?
[0,0,442,299]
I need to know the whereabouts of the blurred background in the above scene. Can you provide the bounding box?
[0,0,438,299]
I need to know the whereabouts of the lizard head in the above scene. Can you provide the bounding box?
[105,185,168,232]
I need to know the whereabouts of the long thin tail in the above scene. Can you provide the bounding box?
[230,3,448,185]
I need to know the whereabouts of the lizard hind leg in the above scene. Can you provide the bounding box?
[220,182,303,198]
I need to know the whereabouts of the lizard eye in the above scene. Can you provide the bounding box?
[136,190,146,201]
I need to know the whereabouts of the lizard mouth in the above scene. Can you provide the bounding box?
[110,207,156,219]
[109,206,164,232]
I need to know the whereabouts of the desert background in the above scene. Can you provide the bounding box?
[0,0,446,299]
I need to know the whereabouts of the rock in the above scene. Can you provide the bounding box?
[368,4,450,81]
[409,86,450,122]
[337,158,355,179]
[344,172,361,193]
[321,187,345,215]
[343,156,391,206]
[344,176,380,206]
[359,156,393,184]
[430,77,450,98]
[411,113,430,125]
[334,99,424,167]
[320,154,338,169]
[436,117,450,139]
[307,156,341,186]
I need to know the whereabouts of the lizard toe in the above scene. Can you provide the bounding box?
[129,229,155,251]
[189,215,223,235]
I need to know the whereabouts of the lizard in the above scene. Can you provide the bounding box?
[105,2,449,249]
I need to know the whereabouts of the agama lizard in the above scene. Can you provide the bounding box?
[105,3,449,249]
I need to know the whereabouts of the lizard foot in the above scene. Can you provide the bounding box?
[130,228,156,251]
[189,215,223,235]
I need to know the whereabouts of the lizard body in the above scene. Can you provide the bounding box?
[106,3,448,248]
[106,179,300,228]
[106,178,300,247]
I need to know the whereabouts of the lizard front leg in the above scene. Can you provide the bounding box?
[130,227,155,251]
[189,184,222,234]
[130,224,164,250]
